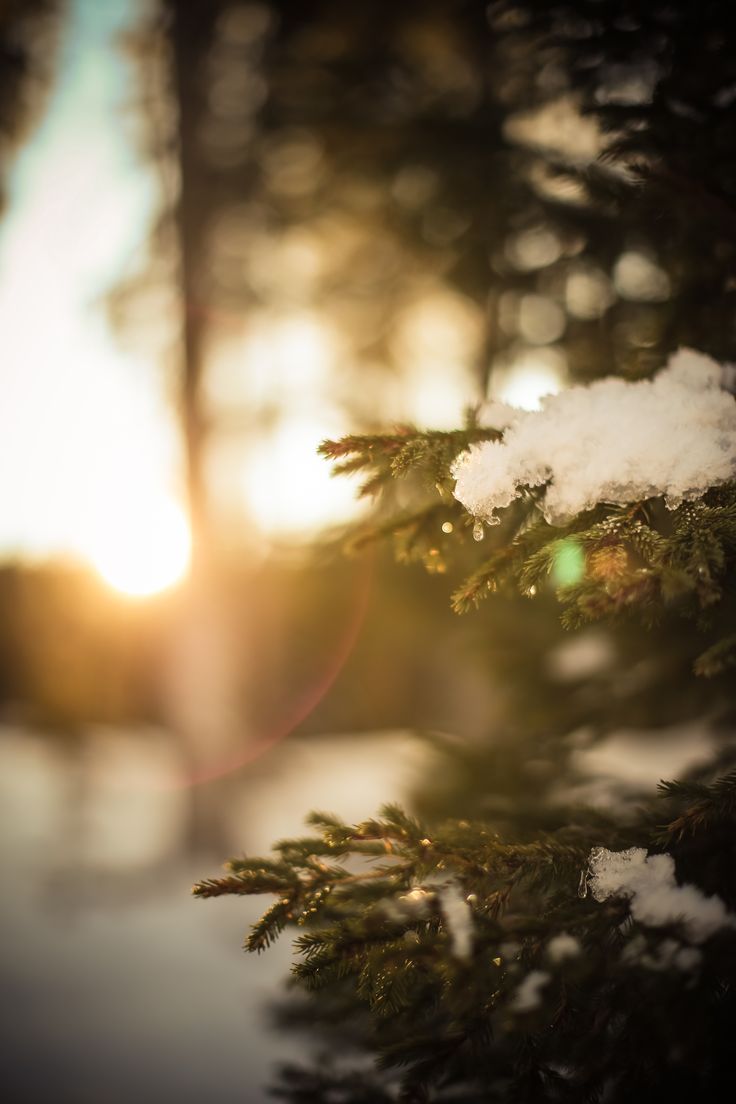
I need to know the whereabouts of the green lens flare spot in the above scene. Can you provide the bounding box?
[551,539,585,588]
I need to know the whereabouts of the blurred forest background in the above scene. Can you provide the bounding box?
[1,1,734,1101]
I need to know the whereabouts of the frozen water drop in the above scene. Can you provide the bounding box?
[577,868,588,899]
[473,519,485,541]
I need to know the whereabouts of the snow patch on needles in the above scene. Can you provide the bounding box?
[437,883,474,960]
[386,881,475,959]
[546,932,581,963]
[453,349,736,526]
[587,847,736,944]
[621,934,702,973]
[510,970,551,1012]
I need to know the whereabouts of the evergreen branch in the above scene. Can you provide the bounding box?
[319,428,500,500]
[346,503,460,573]
[186,0,736,1094]
[451,550,508,612]
[270,1063,395,1104]
[693,634,736,677]
[319,432,416,463]
[192,871,293,898]
[226,855,296,878]
[323,403,736,645]
[246,898,295,953]
[388,429,501,482]
[657,771,736,841]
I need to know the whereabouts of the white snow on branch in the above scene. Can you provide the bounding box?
[546,631,615,682]
[546,932,581,963]
[587,846,736,944]
[510,969,551,1012]
[384,880,475,959]
[453,349,736,525]
[437,883,474,960]
[621,934,702,973]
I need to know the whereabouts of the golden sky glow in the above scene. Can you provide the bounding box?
[0,4,372,584]
[0,0,548,591]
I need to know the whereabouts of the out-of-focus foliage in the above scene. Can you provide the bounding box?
[197,2,736,1101]
[0,565,169,728]
[0,556,489,740]
[112,0,736,559]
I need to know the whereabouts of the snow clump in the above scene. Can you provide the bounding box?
[621,934,702,972]
[587,846,736,944]
[510,969,551,1012]
[546,631,615,682]
[546,932,582,963]
[384,880,475,959]
[437,883,474,960]
[453,348,736,526]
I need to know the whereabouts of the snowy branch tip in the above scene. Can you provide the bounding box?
[453,349,736,526]
[586,846,736,944]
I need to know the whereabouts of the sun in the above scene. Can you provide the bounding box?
[89,498,191,598]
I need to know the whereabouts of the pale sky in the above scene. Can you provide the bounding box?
[0,0,185,580]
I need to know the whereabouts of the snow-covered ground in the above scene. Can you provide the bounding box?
[0,725,424,1103]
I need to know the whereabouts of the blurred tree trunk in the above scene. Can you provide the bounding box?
[166,0,215,575]
[160,0,248,853]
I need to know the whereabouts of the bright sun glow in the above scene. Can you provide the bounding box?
[89,498,191,597]
[242,416,364,539]
[206,312,366,541]
[492,350,567,411]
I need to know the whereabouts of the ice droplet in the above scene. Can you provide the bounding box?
[442,521,454,534]
[577,868,588,899]
[473,519,485,542]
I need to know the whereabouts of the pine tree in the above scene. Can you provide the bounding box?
[194,3,736,1100]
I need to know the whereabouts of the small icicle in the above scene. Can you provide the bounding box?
[473,519,485,542]
[577,867,588,899]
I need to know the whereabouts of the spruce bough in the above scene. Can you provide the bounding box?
[194,2,736,1093]
[195,371,736,1101]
